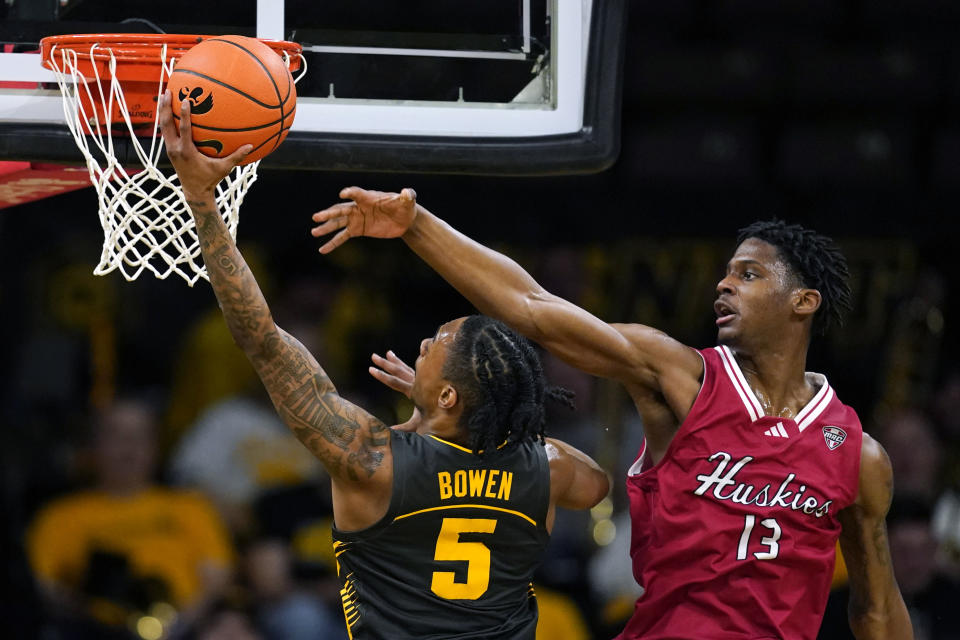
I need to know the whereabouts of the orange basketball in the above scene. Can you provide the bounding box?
[167,35,296,165]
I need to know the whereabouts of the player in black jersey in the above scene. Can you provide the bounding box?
[159,93,610,640]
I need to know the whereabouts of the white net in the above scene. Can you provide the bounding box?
[45,42,261,286]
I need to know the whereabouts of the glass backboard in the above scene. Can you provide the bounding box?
[0,0,625,175]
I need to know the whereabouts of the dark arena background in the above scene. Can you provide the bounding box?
[2,1,960,639]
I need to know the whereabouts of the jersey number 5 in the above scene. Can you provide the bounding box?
[431,517,498,600]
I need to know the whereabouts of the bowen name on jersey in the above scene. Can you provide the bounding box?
[693,451,833,518]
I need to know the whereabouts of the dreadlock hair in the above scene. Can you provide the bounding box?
[442,315,575,456]
[737,220,852,336]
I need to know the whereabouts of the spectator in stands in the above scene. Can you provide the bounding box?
[888,499,960,640]
[873,407,960,574]
[930,370,960,573]
[249,480,348,638]
[193,599,264,640]
[533,583,593,640]
[26,395,234,639]
[167,386,324,534]
[587,508,647,637]
[244,537,347,640]
[167,276,334,535]
[818,497,960,640]
[874,408,943,503]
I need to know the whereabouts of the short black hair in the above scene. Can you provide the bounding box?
[442,316,574,455]
[737,220,852,335]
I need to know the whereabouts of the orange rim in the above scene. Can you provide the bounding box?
[40,33,302,71]
[39,34,302,135]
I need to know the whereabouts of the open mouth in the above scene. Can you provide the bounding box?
[714,299,737,326]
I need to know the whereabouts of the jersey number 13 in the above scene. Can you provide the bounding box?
[737,514,781,560]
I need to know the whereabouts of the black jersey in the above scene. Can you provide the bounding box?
[332,429,551,640]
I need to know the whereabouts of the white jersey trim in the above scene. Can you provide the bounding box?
[627,440,647,477]
[797,373,833,432]
[716,347,833,429]
[716,346,764,422]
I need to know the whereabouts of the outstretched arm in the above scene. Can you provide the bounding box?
[313,189,702,414]
[159,93,391,494]
[544,437,610,533]
[838,434,912,639]
[545,438,610,510]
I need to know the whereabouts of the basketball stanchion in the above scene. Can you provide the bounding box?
[40,34,304,286]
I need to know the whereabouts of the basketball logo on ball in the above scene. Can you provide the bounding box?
[167,35,297,165]
[177,87,214,115]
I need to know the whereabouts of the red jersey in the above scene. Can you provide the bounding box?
[618,346,862,640]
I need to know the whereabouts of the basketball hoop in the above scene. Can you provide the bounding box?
[40,34,305,286]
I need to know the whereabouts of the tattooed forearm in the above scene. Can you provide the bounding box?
[186,198,390,482]
[282,375,390,478]
[871,520,890,568]
[283,375,359,449]
[189,201,223,251]
[187,200,274,353]
[187,199,216,214]
[209,243,245,276]
[291,425,344,475]
[252,331,323,396]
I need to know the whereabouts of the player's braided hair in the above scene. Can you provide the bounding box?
[442,315,575,456]
[737,220,852,335]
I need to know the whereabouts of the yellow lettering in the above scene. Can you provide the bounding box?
[440,469,512,502]
[484,470,500,499]
[454,470,467,497]
[438,472,452,500]
[431,518,497,599]
[497,471,513,501]
[469,469,486,497]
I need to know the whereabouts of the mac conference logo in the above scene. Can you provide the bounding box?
[822,426,847,451]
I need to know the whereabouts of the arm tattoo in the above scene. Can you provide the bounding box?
[252,332,325,397]
[871,520,890,568]
[189,205,273,351]
[284,376,357,450]
[210,243,244,276]
[870,469,895,568]
[281,375,389,478]
[187,201,390,482]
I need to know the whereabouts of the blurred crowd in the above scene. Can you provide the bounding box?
[2,0,959,638]
[0,228,957,640]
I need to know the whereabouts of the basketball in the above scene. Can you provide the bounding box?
[167,35,296,165]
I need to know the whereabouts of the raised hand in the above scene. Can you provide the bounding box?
[369,351,420,433]
[368,350,415,398]
[158,90,251,201]
[311,187,418,254]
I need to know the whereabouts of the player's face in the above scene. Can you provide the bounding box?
[714,238,797,346]
[410,317,466,410]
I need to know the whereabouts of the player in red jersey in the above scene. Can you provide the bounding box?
[311,188,913,639]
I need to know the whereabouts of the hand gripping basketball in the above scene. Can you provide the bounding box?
[160,90,253,201]
[311,187,419,254]
[166,35,297,165]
